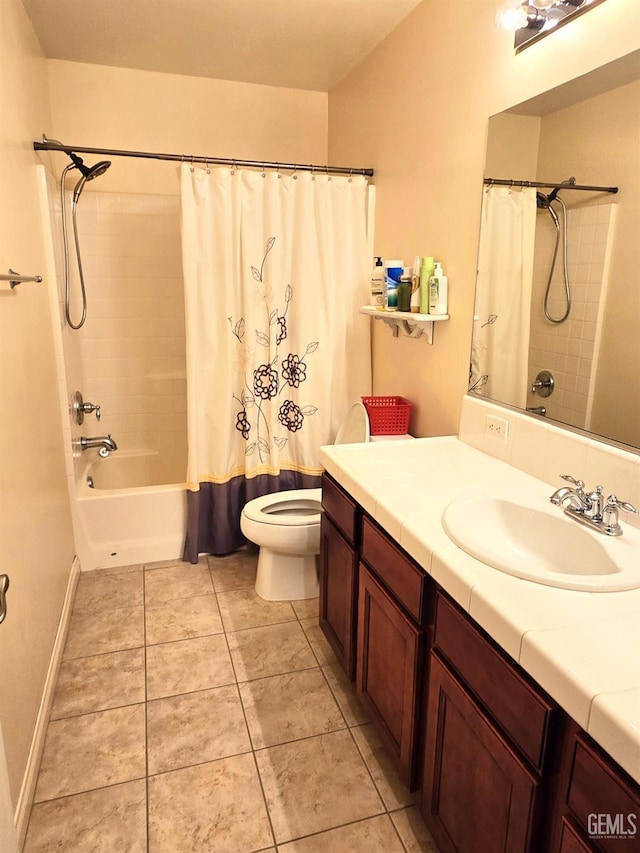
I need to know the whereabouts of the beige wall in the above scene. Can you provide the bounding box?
[45,60,328,196]
[0,0,75,811]
[535,80,640,446]
[328,0,640,438]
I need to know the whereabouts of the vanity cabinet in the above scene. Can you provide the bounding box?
[355,516,429,787]
[319,473,361,680]
[555,731,640,853]
[317,474,640,852]
[357,562,424,786]
[422,592,559,852]
[424,651,542,853]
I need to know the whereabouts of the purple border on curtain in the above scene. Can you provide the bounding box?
[182,471,322,563]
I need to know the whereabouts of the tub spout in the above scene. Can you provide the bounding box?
[80,435,118,456]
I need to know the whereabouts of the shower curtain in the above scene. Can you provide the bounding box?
[180,164,372,561]
[470,186,536,408]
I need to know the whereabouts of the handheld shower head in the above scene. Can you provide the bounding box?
[71,157,112,203]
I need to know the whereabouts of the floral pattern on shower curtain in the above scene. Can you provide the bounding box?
[179,165,372,560]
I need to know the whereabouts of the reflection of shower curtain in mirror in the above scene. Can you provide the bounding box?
[179,164,372,561]
[471,186,536,407]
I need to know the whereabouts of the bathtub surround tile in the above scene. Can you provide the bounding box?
[51,648,145,719]
[390,806,440,853]
[73,569,144,613]
[148,753,273,853]
[351,723,413,810]
[292,597,320,620]
[299,615,338,666]
[239,668,345,749]
[227,620,317,682]
[147,685,251,775]
[35,704,146,802]
[217,586,297,632]
[255,729,384,843]
[24,780,147,853]
[146,634,235,700]
[145,593,223,645]
[278,815,406,852]
[322,662,370,726]
[208,550,258,592]
[63,605,144,660]
[144,562,213,605]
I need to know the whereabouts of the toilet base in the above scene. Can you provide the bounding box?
[255,548,319,601]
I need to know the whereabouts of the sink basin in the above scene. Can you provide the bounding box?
[442,495,640,592]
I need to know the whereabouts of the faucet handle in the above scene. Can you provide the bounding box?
[560,474,585,493]
[606,495,639,515]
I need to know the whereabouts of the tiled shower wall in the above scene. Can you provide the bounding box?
[527,203,614,429]
[51,186,187,484]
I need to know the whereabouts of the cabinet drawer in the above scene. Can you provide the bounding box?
[321,472,359,545]
[433,593,557,773]
[361,516,426,622]
[566,733,640,853]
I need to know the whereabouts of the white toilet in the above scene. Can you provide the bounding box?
[241,402,374,601]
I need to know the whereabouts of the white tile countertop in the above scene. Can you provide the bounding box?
[319,436,640,783]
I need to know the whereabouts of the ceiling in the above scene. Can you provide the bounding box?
[21,0,423,92]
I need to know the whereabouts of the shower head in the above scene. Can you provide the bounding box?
[536,191,550,209]
[70,156,112,203]
[68,152,111,180]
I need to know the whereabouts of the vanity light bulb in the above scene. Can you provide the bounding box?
[496,2,529,31]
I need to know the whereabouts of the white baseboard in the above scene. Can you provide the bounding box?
[15,557,80,847]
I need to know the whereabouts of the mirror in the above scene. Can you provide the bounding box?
[470,51,640,451]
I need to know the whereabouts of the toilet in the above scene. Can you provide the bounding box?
[241,402,410,601]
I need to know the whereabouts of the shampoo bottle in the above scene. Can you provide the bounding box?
[370,256,384,309]
[428,262,448,315]
[419,257,435,314]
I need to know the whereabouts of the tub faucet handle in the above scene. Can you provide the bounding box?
[72,390,101,424]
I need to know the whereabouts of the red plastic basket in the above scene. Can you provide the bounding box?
[361,396,412,435]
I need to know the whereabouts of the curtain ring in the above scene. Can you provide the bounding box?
[310,164,315,181]
[276,162,281,179]
[189,154,195,173]
[261,162,266,178]
[293,164,298,180]
[348,168,353,183]
[205,158,210,174]
[230,158,236,176]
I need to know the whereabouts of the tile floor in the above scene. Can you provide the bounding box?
[24,552,439,852]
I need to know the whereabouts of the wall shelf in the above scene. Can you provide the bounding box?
[359,306,449,345]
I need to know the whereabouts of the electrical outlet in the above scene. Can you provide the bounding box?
[485,413,510,442]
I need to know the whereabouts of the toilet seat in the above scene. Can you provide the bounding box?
[242,488,322,526]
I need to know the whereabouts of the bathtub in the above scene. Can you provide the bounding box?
[74,450,187,571]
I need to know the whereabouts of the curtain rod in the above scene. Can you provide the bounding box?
[484,177,618,194]
[33,138,374,178]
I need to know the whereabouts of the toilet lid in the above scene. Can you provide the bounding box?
[243,488,323,526]
[335,401,370,445]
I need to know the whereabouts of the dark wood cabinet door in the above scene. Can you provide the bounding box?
[423,651,542,853]
[319,513,358,680]
[356,562,423,787]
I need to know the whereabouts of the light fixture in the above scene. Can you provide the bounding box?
[498,0,608,52]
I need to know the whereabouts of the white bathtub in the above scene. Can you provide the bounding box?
[74,450,187,571]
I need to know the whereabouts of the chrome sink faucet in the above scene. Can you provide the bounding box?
[550,474,638,536]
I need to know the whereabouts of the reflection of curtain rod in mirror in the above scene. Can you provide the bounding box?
[484,177,618,194]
